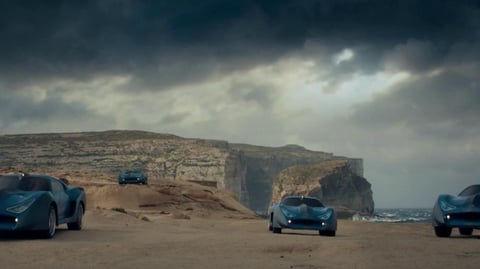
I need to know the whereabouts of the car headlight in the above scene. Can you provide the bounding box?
[319,210,333,220]
[439,200,456,211]
[7,198,35,214]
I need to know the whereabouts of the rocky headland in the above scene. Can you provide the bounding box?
[271,160,374,217]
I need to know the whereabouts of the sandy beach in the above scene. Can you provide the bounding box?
[1,209,480,269]
[1,178,480,269]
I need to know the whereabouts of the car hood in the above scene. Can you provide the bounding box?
[120,172,143,178]
[439,194,480,208]
[0,191,40,208]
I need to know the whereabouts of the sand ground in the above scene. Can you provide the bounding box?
[1,210,480,269]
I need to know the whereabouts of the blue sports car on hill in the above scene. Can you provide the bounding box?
[118,170,148,185]
[268,196,337,236]
[432,185,480,237]
[0,173,86,238]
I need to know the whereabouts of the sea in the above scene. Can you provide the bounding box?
[353,208,432,223]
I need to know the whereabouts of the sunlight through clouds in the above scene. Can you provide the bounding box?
[333,48,355,65]
[1,1,479,208]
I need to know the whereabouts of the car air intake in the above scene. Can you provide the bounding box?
[473,194,480,207]
[289,219,323,226]
[0,215,16,224]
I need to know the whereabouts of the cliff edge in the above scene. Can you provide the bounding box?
[0,130,373,215]
[271,160,374,218]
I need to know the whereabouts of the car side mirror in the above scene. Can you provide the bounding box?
[60,178,69,185]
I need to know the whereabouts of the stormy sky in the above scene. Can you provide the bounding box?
[1,0,479,208]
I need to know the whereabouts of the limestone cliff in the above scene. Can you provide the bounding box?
[229,143,351,212]
[271,160,374,217]
[0,130,372,215]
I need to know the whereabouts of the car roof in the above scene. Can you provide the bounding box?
[3,173,58,181]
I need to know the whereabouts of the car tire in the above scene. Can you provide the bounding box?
[319,230,336,237]
[41,206,57,239]
[272,227,282,234]
[459,228,473,236]
[268,214,273,231]
[434,226,452,237]
[68,203,84,230]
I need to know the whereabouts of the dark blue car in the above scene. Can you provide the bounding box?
[268,196,337,236]
[432,184,480,237]
[0,173,86,238]
[118,170,148,185]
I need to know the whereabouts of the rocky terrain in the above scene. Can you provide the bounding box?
[271,160,374,217]
[0,166,257,222]
[0,130,372,215]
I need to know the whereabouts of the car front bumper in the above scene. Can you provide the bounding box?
[0,208,48,232]
[434,211,480,228]
[275,213,337,232]
[119,177,147,184]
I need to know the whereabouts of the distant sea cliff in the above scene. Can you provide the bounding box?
[0,130,373,216]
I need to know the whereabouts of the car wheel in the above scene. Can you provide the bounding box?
[41,206,57,239]
[459,228,473,236]
[319,230,336,237]
[434,226,452,237]
[268,214,273,231]
[272,227,282,234]
[68,203,84,230]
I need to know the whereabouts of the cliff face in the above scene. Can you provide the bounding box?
[231,144,333,212]
[271,160,374,217]
[0,131,228,181]
[0,130,373,215]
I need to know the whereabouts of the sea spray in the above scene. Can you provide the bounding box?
[352,208,431,223]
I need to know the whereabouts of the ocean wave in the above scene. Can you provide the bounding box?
[352,208,431,223]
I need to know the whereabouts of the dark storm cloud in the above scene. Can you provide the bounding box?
[0,93,80,123]
[1,0,478,90]
[350,69,480,140]
[0,92,112,133]
[384,40,440,72]
[228,80,277,109]
[1,0,480,207]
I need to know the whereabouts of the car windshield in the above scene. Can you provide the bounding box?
[0,175,50,191]
[458,185,480,196]
[282,197,324,207]
[0,175,20,191]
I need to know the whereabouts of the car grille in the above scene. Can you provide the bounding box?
[289,219,323,226]
[0,215,16,224]
[450,212,480,221]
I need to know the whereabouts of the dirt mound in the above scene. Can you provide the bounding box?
[78,179,256,220]
[0,169,256,220]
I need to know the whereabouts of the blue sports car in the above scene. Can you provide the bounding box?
[0,173,86,238]
[118,170,148,185]
[432,185,480,237]
[268,196,337,236]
